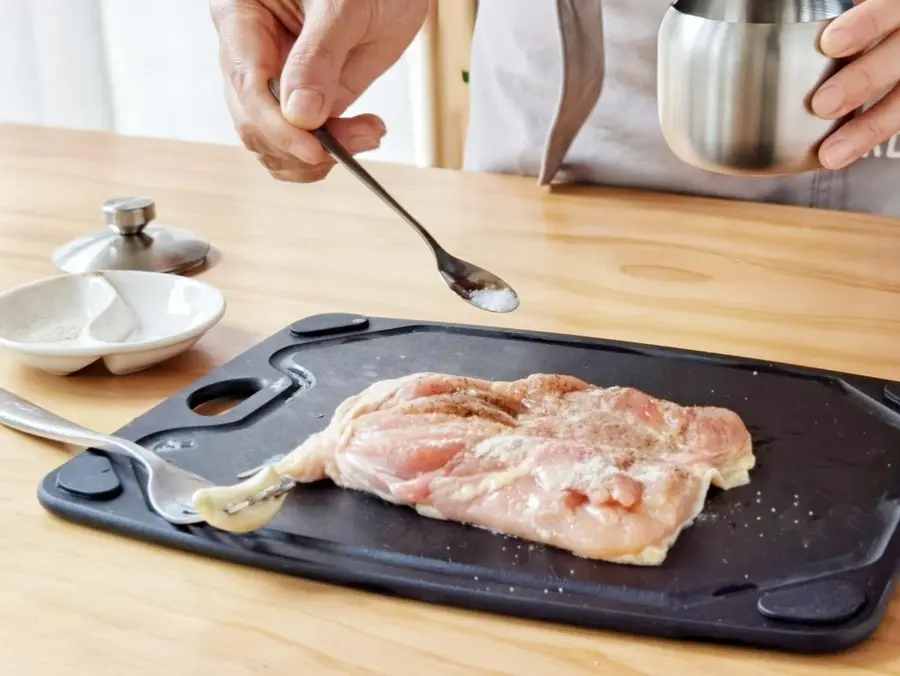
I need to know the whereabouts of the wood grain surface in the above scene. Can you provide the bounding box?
[0,123,898,675]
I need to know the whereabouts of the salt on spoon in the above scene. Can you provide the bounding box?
[267,78,520,314]
[467,287,519,313]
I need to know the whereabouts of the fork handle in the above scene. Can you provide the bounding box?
[0,387,154,471]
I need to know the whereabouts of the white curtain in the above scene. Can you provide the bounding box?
[0,0,431,165]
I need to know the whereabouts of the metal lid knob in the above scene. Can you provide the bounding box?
[53,196,210,274]
[103,196,156,235]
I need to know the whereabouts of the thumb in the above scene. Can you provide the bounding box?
[280,4,363,129]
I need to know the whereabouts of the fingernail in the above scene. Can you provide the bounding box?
[822,26,853,56]
[821,139,858,169]
[812,85,844,118]
[345,135,382,154]
[284,87,325,127]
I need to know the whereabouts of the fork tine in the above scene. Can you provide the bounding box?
[235,454,287,480]
[235,464,266,480]
[223,475,296,515]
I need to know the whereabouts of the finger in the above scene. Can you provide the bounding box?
[820,0,900,57]
[213,4,331,165]
[223,78,264,153]
[812,29,900,118]
[247,98,384,158]
[253,152,319,173]
[240,75,332,164]
[331,41,415,114]
[243,107,383,168]
[254,119,383,172]
[329,2,429,115]
[819,84,900,169]
[325,113,387,147]
[279,1,368,128]
[268,163,336,184]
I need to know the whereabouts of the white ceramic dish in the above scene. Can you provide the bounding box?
[0,270,226,375]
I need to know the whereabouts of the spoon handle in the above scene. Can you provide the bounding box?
[266,78,441,253]
[312,127,441,252]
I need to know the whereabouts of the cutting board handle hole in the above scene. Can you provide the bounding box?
[188,378,266,417]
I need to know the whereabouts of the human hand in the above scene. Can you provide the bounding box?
[812,0,900,170]
[210,0,428,182]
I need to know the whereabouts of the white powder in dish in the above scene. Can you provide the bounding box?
[32,322,85,342]
[13,318,86,343]
[468,288,518,313]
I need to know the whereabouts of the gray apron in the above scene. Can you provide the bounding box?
[464,0,900,217]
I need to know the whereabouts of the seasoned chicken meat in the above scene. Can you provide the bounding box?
[267,372,755,565]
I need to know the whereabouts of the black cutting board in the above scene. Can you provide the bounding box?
[37,313,900,653]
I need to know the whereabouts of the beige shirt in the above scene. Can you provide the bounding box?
[464,0,900,217]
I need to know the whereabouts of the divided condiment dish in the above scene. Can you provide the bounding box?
[0,270,226,375]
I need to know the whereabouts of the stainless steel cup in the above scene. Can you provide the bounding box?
[657,0,855,176]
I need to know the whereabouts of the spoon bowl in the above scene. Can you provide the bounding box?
[436,250,519,313]
[267,78,519,314]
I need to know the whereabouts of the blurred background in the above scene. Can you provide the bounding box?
[0,0,476,169]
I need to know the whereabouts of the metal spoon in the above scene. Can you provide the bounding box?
[267,78,519,314]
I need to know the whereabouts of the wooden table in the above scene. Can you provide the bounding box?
[0,124,898,675]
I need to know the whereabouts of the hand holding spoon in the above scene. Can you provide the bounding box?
[268,79,519,314]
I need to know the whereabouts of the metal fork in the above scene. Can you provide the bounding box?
[0,388,289,525]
